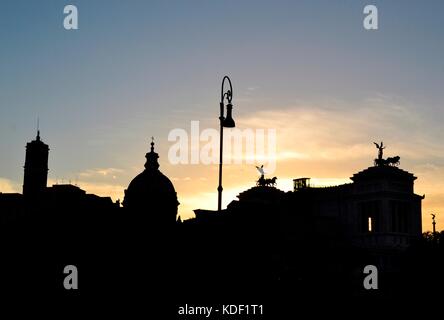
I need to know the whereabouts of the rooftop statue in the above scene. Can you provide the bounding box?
[373,142,400,167]
[255,165,277,187]
[374,141,385,161]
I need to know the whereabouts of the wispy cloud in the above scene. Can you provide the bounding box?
[79,168,124,179]
[172,95,444,229]
[48,178,124,202]
[237,95,444,164]
[0,178,20,193]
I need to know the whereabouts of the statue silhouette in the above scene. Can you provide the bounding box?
[374,141,385,160]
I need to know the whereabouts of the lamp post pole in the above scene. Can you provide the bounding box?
[432,214,436,235]
[218,76,235,212]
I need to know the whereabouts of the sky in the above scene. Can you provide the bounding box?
[0,0,443,231]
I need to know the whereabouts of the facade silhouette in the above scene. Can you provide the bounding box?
[0,131,119,223]
[0,131,442,312]
[23,130,49,197]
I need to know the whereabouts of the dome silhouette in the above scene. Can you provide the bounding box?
[123,138,179,224]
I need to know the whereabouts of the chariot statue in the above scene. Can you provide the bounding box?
[373,142,400,167]
[255,165,277,187]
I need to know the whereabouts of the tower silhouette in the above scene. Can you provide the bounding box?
[22,130,49,197]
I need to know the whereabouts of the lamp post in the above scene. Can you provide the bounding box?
[218,76,236,212]
[431,214,436,235]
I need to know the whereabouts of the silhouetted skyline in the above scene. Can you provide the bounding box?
[1,129,441,314]
[1,1,443,230]
[1,2,444,316]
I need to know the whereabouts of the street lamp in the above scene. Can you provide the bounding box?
[431,214,437,235]
[218,76,236,212]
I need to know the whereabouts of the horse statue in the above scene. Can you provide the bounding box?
[374,155,400,167]
[264,177,277,187]
[255,165,277,187]
[386,156,400,166]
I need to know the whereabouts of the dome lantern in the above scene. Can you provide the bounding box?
[145,137,159,170]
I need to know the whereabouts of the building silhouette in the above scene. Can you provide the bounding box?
[123,138,179,225]
[0,131,119,230]
[23,130,49,198]
[0,130,442,311]
[178,149,425,301]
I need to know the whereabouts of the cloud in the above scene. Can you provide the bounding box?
[47,178,125,202]
[45,167,127,201]
[79,168,123,179]
[0,178,20,193]
[77,181,125,202]
[178,182,254,220]
[171,95,444,229]
[0,175,125,201]
[236,95,444,164]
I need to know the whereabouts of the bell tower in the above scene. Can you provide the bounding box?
[23,130,49,197]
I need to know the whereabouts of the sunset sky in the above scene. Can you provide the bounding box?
[0,1,443,231]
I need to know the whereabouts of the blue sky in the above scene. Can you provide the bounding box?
[0,1,443,228]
